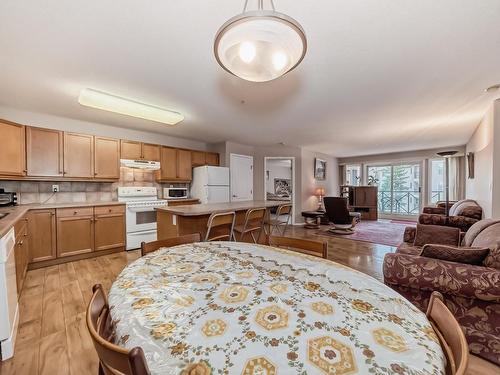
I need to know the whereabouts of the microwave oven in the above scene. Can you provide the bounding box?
[0,189,17,207]
[163,187,188,200]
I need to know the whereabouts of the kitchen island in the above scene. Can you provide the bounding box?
[156,200,285,242]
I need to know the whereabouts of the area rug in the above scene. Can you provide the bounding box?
[316,220,415,247]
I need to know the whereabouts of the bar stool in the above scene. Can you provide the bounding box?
[233,207,266,243]
[265,203,292,236]
[205,211,236,242]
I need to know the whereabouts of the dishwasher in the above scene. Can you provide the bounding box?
[0,227,18,360]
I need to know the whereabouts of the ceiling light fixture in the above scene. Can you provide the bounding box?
[78,88,184,125]
[214,0,307,82]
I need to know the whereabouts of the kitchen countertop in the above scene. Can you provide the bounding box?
[156,200,284,216]
[0,201,125,237]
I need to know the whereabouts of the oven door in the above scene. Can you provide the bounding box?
[125,205,158,233]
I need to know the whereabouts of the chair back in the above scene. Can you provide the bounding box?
[276,203,292,216]
[323,197,352,224]
[268,235,328,259]
[141,233,201,256]
[205,211,236,241]
[426,292,469,375]
[86,284,150,375]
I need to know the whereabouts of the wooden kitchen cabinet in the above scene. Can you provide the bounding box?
[159,147,192,181]
[142,143,161,161]
[177,149,192,180]
[121,140,160,161]
[191,151,206,166]
[120,140,142,160]
[26,126,64,177]
[94,136,120,179]
[27,209,57,263]
[14,217,29,296]
[205,152,219,166]
[63,132,94,178]
[56,207,94,257]
[94,205,126,251]
[0,120,26,177]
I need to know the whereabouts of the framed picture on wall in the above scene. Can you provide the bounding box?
[314,158,326,180]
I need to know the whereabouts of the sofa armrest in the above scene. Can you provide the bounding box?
[423,207,446,215]
[403,226,416,243]
[383,252,500,303]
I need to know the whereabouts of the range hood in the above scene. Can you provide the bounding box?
[120,159,161,170]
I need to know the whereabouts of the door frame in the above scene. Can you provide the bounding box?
[263,156,296,225]
[365,160,423,220]
[229,153,254,202]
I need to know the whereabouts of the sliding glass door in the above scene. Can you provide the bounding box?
[367,163,422,217]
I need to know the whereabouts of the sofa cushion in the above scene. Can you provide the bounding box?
[463,219,500,247]
[449,199,478,216]
[483,241,500,270]
[413,224,460,247]
[396,242,421,255]
[421,244,490,265]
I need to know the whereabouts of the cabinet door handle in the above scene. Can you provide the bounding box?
[73,211,78,215]
[18,240,23,246]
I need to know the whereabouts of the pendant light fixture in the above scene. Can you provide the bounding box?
[214,0,307,82]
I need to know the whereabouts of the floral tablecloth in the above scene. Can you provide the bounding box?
[109,242,445,375]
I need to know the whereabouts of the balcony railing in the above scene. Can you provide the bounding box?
[431,190,445,203]
[378,190,420,215]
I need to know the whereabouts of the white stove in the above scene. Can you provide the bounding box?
[118,187,168,250]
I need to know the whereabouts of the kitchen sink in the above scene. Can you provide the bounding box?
[0,213,9,220]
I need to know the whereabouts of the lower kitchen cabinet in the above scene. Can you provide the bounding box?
[28,209,57,263]
[56,207,94,257]
[94,205,125,251]
[14,217,29,296]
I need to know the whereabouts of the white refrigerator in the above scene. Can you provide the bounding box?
[190,166,230,204]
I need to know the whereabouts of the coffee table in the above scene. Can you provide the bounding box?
[301,210,325,229]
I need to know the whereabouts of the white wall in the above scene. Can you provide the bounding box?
[0,105,208,151]
[266,161,292,194]
[301,149,339,212]
[465,99,500,218]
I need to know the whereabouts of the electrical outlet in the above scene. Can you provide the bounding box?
[52,184,59,192]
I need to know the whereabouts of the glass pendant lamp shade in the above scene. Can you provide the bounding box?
[214,9,307,82]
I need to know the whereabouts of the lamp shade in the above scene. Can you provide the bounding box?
[214,10,307,82]
[315,187,325,196]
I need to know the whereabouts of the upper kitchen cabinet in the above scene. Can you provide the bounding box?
[205,152,219,166]
[0,120,26,177]
[158,147,192,181]
[142,143,161,161]
[120,140,142,160]
[26,126,64,177]
[63,132,94,178]
[94,136,120,179]
[191,151,220,167]
[121,140,161,161]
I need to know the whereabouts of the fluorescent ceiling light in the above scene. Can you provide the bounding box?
[78,88,184,125]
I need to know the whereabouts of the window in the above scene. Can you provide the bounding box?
[430,159,445,203]
[345,165,361,186]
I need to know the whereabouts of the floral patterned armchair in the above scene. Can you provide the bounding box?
[418,199,483,232]
[383,220,500,365]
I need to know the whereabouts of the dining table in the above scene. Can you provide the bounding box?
[108,242,445,375]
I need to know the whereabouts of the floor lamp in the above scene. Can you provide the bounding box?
[436,150,458,218]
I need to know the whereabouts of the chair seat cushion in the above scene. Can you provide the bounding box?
[421,244,490,265]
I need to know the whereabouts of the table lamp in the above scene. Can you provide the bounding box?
[315,187,326,211]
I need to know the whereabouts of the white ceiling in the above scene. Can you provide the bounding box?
[1,1,499,157]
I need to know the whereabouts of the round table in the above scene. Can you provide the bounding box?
[109,242,445,375]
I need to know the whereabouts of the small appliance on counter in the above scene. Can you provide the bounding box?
[0,189,17,207]
[190,166,230,204]
[163,186,189,200]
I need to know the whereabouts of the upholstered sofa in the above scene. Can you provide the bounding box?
[418,199,483,232]
[383,220,500,365]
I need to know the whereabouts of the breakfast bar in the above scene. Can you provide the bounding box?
[156,200,285,241]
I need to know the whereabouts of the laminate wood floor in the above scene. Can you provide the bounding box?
[0,225,497,374]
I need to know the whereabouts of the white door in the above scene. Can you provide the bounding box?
[230,154,254,202]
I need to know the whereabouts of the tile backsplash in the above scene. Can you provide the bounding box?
[0,168,187,204]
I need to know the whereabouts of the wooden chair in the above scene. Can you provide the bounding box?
[140,233,201,256]
[265,203,293,236]
[86,284,151,375]
[268,235,328,259]
[205,211,236,241]
[233,207,266,243]
[426,291,469,375]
